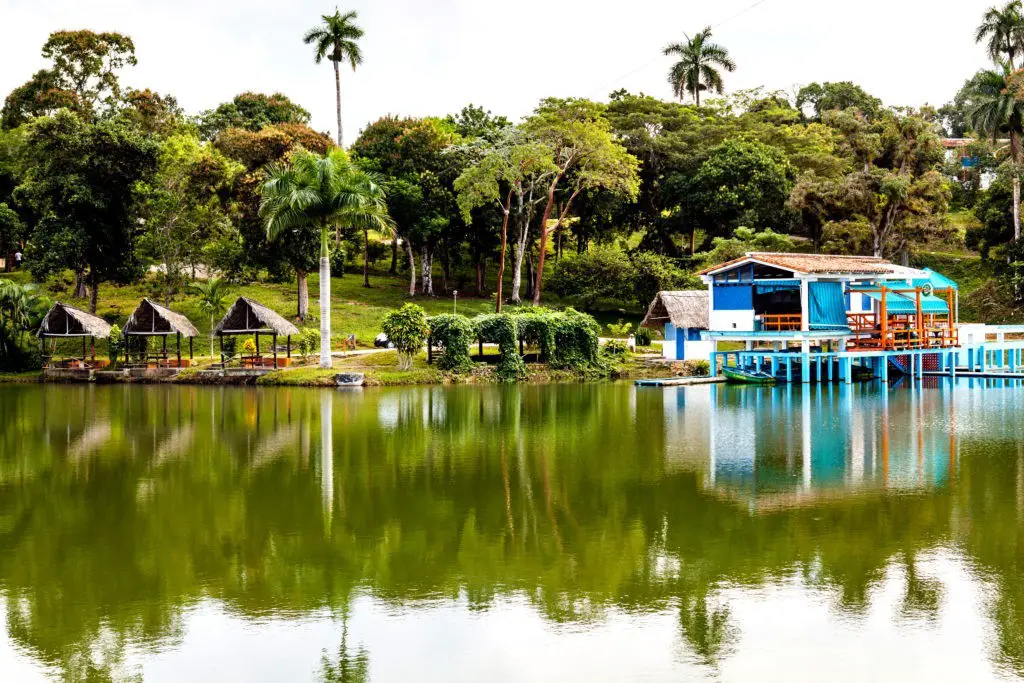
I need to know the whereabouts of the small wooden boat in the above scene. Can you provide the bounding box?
[722,366,777,385]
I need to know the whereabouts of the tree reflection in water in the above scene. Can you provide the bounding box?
[2,381,1024,679]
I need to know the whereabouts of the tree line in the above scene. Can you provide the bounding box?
[2,5,1024,363]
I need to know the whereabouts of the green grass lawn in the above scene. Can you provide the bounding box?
[2,265,648,360]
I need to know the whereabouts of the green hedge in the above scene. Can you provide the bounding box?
[473,313,526,382]
[429,314,475,373]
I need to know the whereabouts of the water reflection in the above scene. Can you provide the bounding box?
[1,382,1024,681]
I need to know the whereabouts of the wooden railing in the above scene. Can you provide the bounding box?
[760,314,802,331]
[846,312,958,350]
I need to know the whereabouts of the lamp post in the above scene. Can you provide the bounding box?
[453,290,458,314]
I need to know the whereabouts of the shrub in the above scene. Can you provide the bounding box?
[549,308,600,371]
[606,319,633,337]
[679,359,710,377]
[602,339,630,360]
[429,314,474,373]
[381,303,430,370]
[547,245,633,307]
[220,336,237,359]
[634,326,652,347]
[474,313,526,382]
[513,309,556,361]
[297,328,320,357]
[108,324,124,365]
[630,251,700,306]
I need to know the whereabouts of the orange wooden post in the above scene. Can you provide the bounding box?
[880,284,888,350]
[915,287,923,348]
[946,288,955,346]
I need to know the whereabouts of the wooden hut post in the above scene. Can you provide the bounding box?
[287,336,291,359]
[189,336,193,360]
[273,333,278,368]
[219,331,224,369]
[91,336,95,363]
[82,335,86,362]
[427,336,433,365]
[176,331,181,366]
[255,332,260,359]
[479,339,484,358]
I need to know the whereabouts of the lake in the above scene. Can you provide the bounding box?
[2,380,1024,682]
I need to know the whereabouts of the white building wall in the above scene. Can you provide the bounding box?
[710,309,755,332]
[682,340,713,362]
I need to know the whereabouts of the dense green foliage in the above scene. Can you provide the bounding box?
[472,313,526,382]
[428,313,475,372]
[381,303,430,370]
[5,4,1024,373]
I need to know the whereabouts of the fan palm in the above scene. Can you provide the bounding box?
[189,277,231,358]
[304,9,364,147]
[976,1,1024,69]
[663,27,736,106]
[967,65,1024,239]
[261,148,392,369]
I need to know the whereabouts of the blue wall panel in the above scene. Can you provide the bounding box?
[713,285,753,310]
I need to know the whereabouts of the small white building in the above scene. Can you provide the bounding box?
[641,291,712,362]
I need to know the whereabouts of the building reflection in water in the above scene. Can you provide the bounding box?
[659,382,970,511]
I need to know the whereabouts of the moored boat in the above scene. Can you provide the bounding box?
[722,366,777,385]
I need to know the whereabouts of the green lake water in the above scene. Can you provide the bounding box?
[2,380,1024,681]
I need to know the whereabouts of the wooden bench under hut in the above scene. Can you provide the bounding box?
[214,297,299,369]
[123,298,201,368]
[37,302,112,369]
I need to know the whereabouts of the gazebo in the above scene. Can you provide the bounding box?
[37,302,113,368]
[214,297,299,369]
[123,298,201,367]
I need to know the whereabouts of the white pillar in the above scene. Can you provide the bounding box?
[800,279,810,332]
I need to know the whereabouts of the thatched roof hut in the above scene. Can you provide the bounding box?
[214,297,300,336]
[37,303,112,338]
[124,299,200,337]
[640,291,709,330]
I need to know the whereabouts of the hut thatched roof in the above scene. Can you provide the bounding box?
[124,298,200,337]
[37,302,113,338]
[214,297,300,336]
[640,291,709,330]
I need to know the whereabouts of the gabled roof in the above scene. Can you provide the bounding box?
[124,298,200,337]
[699,252,919,277]
[640,291,709,330]
[37,303,113,338]
[214,297,300,336]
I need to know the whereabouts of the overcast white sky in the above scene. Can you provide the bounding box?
[0,0,1001,140]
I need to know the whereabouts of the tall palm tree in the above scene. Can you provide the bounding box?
[967,65,1024,240]
[663,27,736,106]
[261,148,392,369]
[189,278,231,358]
[976,1,1024,69]
[304,9,364,147]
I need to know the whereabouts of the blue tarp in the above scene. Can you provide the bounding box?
[808,281,849,329]
[755,281,800,294]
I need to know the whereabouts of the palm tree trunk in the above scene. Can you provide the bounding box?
[319,227,332,369]
[297,270,309,319]
[334,60,343,147]
[1014,173,1021,242]
[363,227,371,287]
[209,314,215,358]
